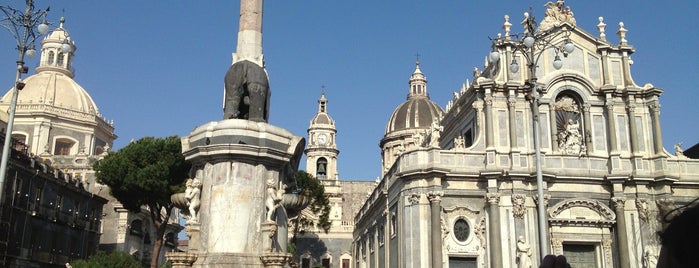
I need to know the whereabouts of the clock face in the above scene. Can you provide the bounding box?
[318,134,328,145]
[453,219,470,242]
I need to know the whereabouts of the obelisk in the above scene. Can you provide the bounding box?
[233,0,264,66]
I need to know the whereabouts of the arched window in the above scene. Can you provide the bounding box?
[54,138,75,155]
[130,219,143,236]
[554,93,586,155]
[48,51,55,65]
[316,157,328,179]
[57,53,65,66]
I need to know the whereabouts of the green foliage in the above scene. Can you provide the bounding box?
[92,136,190,213]
[293,171,331,233]
[70,251,144,268]
[92,136,190,268]
[159,261,172,268]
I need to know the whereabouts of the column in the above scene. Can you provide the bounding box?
[428,191,443,268]
[486,193,503,268]
[605,97,618,154]
[626,101,639,155]
[548,103,558,152]
[582,104,592,153]
[484,94,495,149]
[649,102,663,155]
[612,197,631,268]
[234,0,264,65]
[508,95,518,149]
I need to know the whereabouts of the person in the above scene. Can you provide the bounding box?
[539,254,570,268]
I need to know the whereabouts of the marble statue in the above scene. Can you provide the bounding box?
[674,143,685,157]
[642,248,657,268]
[516,236,532,268]
[184,178,202,223]
[428,119,443,147]
[265,178,284,222]
[223,60,271,122]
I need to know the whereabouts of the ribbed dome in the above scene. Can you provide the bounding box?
[384,61,444,135]
[385,97,443,134]
[1,72,100,116]
[0,18,99,116]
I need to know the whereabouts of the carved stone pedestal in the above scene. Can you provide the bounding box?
[166,252,197,268]
[260,252,292,268]
[181,119,305,267]
[185,222,201,253]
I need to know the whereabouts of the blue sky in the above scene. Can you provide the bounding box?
[1,1,697,181]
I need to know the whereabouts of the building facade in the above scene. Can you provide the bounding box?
[0,19,180,266]
[295,92,375,268]
[353,2,699,268]
[0,138,107,267]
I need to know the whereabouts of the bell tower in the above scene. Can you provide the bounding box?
[305,91,339,180]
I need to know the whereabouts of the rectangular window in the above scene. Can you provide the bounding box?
[342,259,350,268]
[301,258,310,268]
[448,257,477,268]
[563,244,598,268]
[464,129,473,148]
[322,258,330,268]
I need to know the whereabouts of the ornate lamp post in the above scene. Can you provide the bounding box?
[0,0,50,205]
[489,7,575,258]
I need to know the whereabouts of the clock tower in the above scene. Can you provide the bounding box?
[305,91,339,180]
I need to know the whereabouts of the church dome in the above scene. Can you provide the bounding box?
[0,18,100,116]
[384,62,443,135]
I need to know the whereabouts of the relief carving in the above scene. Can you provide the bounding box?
[407,193,422,205]
[511,194,527,219]
[635,198,650,222]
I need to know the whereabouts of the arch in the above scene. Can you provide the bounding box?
[548,198,616,226]
[129,219,144,236]
[544,72,597,99]
[552,90,586,155]
[48,51,55,65]
[316,157,328,179]
[53,136,78,155]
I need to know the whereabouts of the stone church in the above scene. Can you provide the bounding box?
[0,19,181,266]
[349,2,699,268]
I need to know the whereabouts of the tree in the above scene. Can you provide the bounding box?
[70,250,144,268]
[289,171,331,251]
[93,136,190,268]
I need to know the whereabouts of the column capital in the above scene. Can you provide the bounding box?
[511,194,527,219]
[611,197,626,209]
[428,191,444,203]
[485,193,501,204]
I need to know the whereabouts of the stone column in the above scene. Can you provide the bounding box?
[548,103,558,152]
[649,102,663,155]
[508,95,518,149]
[486,193,503,268]
[626,101,639,154]
[605,97,618,154]
[428,191,443,268]
[582,104,592,153]
[612,197,631,268]
[260,253,292,268]
[484,94,495,149]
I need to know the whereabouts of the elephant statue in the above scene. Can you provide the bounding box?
[223,60,271,122]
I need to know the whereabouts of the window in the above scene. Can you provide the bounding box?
[316,157,328,179]
[464,129,473,147]
[11,134,27,152]
[563,244,598,268]
[301,256,311,268]
[130,219,144,236]
[321,258,330,268]
[453,218,470,242]
[57,53,65,66]
[48,51,55,65]
[342,259,350,268]
[54,138,75,155]
[449,257,477,268]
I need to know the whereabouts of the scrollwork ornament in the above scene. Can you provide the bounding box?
[551,238,563,255]
[511,194,527,219]
[407,193,421,205]
[533,194,551,207]
[605,99,615,110]
[484,95,494,106]
[582,103,591,113]
[602,238,613,267]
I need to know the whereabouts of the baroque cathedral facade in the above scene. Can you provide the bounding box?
[341,2,697,268]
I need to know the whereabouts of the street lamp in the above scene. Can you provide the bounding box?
[0,0,50,205]
[489,8,575,258]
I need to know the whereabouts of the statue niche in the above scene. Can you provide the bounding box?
[223,60,271,122]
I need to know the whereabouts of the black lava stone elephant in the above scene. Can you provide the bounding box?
[223,60,271,122]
